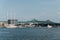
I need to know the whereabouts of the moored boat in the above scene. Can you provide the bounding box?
[47,25,52,28]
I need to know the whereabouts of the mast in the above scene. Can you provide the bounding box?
[14,9,15,19]
[7,11,8,19]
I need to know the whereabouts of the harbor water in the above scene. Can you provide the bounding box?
[0,27,60,40]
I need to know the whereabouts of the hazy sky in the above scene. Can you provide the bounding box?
[0,0,60,22]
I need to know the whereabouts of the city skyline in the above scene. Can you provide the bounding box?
[0,0,60,23]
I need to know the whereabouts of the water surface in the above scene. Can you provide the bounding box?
[0,27,60,40]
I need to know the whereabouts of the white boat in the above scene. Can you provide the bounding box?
[5,24,17,28]
[18,26,25,28]
[47,25,52,28]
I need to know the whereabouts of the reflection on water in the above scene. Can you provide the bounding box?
[0,27,60,40]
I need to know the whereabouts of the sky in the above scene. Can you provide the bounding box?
[0,0,60,22]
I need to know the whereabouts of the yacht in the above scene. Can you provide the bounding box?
[5,24,17,28]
